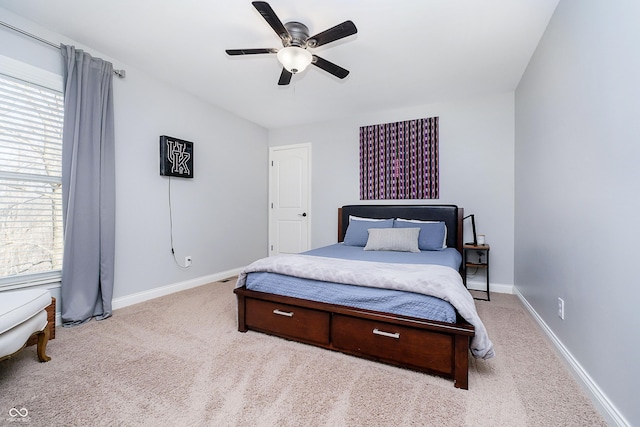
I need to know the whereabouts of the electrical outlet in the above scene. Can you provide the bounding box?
[185,256,192,267]
[558,297,565,320]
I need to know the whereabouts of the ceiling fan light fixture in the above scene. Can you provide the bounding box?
[277,46,312,74]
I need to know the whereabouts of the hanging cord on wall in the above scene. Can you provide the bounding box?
[168,176,190,269]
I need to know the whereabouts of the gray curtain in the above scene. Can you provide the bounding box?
[60,44,116,326]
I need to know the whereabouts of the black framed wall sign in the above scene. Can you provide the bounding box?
[160,135,193,178]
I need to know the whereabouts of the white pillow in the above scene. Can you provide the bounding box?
[364,227,420,252]
[349,215,392,222]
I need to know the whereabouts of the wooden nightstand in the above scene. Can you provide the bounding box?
[463,244,490,301]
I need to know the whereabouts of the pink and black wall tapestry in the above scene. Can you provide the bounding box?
[359,117,439,200]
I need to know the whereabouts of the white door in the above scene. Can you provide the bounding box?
[269,144,311,255]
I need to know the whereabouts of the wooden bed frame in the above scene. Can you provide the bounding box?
[234,205,475,389]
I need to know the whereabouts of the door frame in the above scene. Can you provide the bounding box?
[268,143,312,255]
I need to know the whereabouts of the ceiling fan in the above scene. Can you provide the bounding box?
[225,1,357,86]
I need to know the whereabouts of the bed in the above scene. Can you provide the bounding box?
[234,205,494,389]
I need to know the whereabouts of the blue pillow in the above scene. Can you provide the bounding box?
[343,217,394,246]
[394,219,446,251]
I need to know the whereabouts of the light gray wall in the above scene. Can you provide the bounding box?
[0,10,269,302]
[268,92,515,287]
[515,1,639,425]
[111,66,268,298]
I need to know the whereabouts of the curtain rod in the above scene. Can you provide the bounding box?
[0,20,126,78]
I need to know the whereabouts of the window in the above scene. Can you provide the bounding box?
[0,56,64,288]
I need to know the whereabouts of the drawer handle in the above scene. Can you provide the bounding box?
[372,328,400,339]
[273,309,294,317]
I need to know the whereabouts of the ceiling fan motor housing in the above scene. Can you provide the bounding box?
[284,21,310,47]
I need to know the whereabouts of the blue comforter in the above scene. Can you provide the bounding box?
[244,244,462,324]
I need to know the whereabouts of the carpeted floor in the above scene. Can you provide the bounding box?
[0,281,606,426]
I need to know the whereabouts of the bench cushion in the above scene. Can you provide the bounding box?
[0,310,47,356]
[0,289,51,335]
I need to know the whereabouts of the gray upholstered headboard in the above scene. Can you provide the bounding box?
[338,205,463,252]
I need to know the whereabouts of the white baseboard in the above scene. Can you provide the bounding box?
[514,288,629,427]
[54,275,508,325]
[466,279,513,295]
[111,267,243,311]
[53,268,242,326]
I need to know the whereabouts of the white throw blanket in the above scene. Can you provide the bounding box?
[236,254,495,359]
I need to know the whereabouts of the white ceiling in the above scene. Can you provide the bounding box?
[1,0,559,129]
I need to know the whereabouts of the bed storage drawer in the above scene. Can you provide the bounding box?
[245,298,330,345]
[331,314,454,374]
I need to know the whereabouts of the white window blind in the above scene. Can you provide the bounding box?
[0,70,64,286]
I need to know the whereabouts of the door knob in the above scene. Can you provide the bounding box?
[299,212,307,217]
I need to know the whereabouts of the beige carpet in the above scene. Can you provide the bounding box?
[0,281,606,426]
